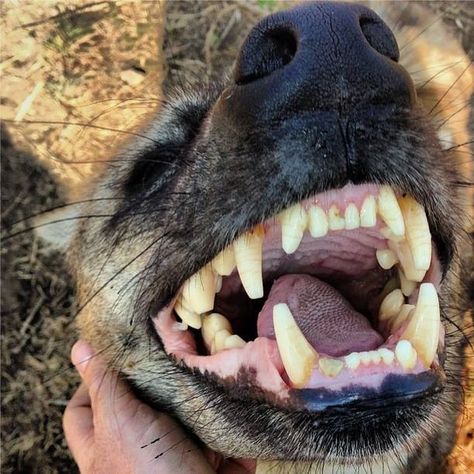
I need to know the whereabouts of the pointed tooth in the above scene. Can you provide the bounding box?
[344,203,360,230]
[398,195,432,271]
[377,186,405,237]
[398,268,417,297]
[224,335,246,350]
[389,240,426,282]
[344,352,361,370]
[390,304,415,332]
[395,340,417,370]
[202,313,232,348]
[378,348,395,365]
[402,283,440,367]
[273,303,318,388]
[181,265,216,314]
[379,289,404,321]
[328,205,345,230]
[380,277,400,300]
[318,358,344,377]
[212,247,235,276]
[376,249,398,270]
[212,329,232,353]
[233,225,264,299]
[174,298,202,329]
[279,204,308,254]
[360,195,377,227]
[308,205,329,238]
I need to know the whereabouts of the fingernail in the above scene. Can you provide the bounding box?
[71,340,94,375]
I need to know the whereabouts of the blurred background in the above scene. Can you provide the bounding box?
[1,1,472,472]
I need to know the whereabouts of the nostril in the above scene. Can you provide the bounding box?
[235,27,297,85]
[359,16,399,62]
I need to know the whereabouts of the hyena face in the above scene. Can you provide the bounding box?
[51,2,471,472]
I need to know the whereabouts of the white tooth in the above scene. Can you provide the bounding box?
[376,249,398,270]
[174,298,202,329]
[308,205,329,238]
[212,328,233,354]
[202,313,232,348]
[273,303,318,388]
[233,225,264,299]
[279,204,308,254]
[369,351,381,364]
[390,304,415,332]
[212,246,235,276]
[360,351,372,365]
[398,268,417,297]
[328,205,345,230]
[344,352,361,370]
[395,339,417,370]
[181,265,217,314]
[224,334,246,350]
[377,186,405,237]
[380,226,404,242]
[360,195,377,227]
[378,348,395,365]
[379,289,404,321]
[389,240,426,282]
[402,283,440,368]
[319,358,344,377]
[172,321,189,332]
[344,203,360,230]
[398,195,432,271]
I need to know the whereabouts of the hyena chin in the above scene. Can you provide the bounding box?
[39,2,472,473]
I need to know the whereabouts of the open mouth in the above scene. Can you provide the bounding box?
[154,183,445,410]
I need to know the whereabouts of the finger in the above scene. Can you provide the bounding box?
[63,383,94,469]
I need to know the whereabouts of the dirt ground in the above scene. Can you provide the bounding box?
[1,1,473,473]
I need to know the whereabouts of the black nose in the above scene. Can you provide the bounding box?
[229,2,415,119]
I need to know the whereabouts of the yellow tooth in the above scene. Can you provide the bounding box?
[378,348,395,365]
[174,298,202,329]
[344,203,360,230]
[389,240,426,282]
[344,352,360,370]
[360,195,377,227]
[279,204,308,254]
[376,249,398,270]
[319,358,344,377]
[233,225,264,299]
[377,186,405,237]
[224,334,246,350]
[398,195,432,271]
[328,205,345,230]
[402,283,440,368]
[212,246,235,276]
[380,226,404,242]
[181,265,217,314]
[398,268,417,297]
[395,339,417,370]
[202,313,232,348]
[212,328,232,354]
[380,277,400,300]
[391,304,415,332]
[379,289,404,321]
[273,303,318,388]
[308,205,329,238]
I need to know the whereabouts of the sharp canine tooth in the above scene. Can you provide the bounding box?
[402,283,440,367]
[344,352,360,370]
[182,265,216,314]
[376,249,398,270]
[224,334,246,350]
[377,186,405,237]
[379,289,404,321]
[398,267,417,296]
[174,298,202,329]
[308,205,329,238]
[398,195,432,271]
[328,205,345,230]
[319,358,344,377]
[391,304,415,331]
[395,340,417,370]
[212,247,235,276]
[360,195,377,227]
[378,348,395,365]
[344,203,360,230]
[273,303,318,388]
[390,240,426,282]
[279,204,308,254]
[202,313,232,348]
[212,328,232,353]
[233,225,264,299]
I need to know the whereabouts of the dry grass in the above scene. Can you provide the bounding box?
[1,1,472,473]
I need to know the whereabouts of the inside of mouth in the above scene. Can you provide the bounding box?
[154,184,443,401]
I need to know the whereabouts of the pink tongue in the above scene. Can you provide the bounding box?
[257,274,383,357]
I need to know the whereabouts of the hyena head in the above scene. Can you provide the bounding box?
[43,2,472,472]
